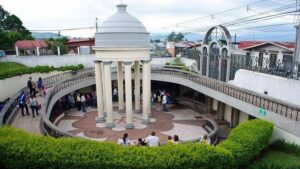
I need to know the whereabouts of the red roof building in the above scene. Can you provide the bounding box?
[66,38,95,54]
[15,40,48,50]
[238,41,295,51]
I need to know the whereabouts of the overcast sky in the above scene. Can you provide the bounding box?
[0,0,296,41]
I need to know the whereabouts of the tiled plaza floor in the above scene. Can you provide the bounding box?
[57,104,209,143]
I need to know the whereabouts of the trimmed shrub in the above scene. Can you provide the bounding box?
[0,64,84,79]
[218,119,274,168]
[271,140,300,157]
[0,126,234,169]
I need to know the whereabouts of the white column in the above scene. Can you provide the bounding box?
[94,61,105,123]
[142,60,150,124]
[200,54,203,75]
[117,61,124,112]
[77,47,80,55]
[218,56,222,81]
[57,46,61,56]
[36,47,40,56]
[134,61,141,113]
[15,46,19,56]
[103,61,115,128]
[101,62,107,116]
[124,61,134,129]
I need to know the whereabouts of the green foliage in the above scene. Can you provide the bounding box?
[46,38,68,55]
[0,126,234,169]
[0,63,84,79]
[167,31,185,42]
[0,5,33,50]
[271,140,300,157]
[218,119,274,168]
[250,162,284,169]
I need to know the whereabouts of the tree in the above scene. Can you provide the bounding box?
[167,32,185,42]
[2,15,31,38]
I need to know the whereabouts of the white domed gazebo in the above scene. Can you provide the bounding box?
[93,4,151,129]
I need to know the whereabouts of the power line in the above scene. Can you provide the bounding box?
[30,26,95,32]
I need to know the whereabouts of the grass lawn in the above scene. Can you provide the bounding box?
[0,62,27,73]
[248,149,300,169]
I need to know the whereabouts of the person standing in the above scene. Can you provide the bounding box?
[27,77,34,96]
[145,131,161,147]
[29,95,39,118]
[162,94,168,112]
[173,135,179,144]
[113,87,118,102]
[76,94,81,111]
[37,77,44,96]
[81,94,86,112]
[18,91,29,116]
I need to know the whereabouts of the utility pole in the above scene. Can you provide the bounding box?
[95,17,98,33]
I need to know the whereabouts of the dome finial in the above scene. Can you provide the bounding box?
[117,2,127,12]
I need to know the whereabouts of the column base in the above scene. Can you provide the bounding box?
[118,109,125,114]
[95,117,105,123]
[134,109,142,114]
[125,123,135,129]
[103,112,107,117]
[105,123,115,129]
[142,119,150,125]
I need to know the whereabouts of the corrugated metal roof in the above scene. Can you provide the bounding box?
[15,40,48,49]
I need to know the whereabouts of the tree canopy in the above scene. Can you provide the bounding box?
[167,32,185,42]
[0,5,33,50]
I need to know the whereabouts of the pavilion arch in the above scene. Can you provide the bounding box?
[200,25,232,81]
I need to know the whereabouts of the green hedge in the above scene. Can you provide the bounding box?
[0,127,234,169]
[271,140,300,157]
[218,119,274,168]
[0,64,84,80]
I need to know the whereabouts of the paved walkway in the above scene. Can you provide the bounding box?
[11,94,46,135]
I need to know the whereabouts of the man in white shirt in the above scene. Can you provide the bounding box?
[113,87,118,101]
[162,94,168,112]
[81,94,86,112]
[146,131,161,147]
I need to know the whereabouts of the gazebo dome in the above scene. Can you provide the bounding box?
[95,4,149,48]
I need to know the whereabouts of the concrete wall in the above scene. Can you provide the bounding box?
[229,69,300,106]
[239,111,249,123]
[272,126,300,144]
[212,99,218,111]
[0,71,64,101]
[224,105,232,124]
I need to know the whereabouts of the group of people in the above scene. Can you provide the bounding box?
[151,90,174,112]
[119,131,210,147]
[65,92,96,113]
[18,77,46,118]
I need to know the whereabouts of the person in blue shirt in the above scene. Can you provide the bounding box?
[18,91,29,116]
[37,77,44,96]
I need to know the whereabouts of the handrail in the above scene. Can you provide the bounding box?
[41,66,300,144]
[0,67,94,126]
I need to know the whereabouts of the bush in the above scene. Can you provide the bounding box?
[271,140,300,157]
[218,119,273,168]
[0,126,234,169]
[0,64,84,80]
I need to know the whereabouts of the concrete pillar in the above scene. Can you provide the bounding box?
[103,61,115,128]
[57,46,61,56]
[142,60,151,124]
[226,57,231,82]
[94,61,105,123]
[218,56,222,81]
[134,61,141,113]
[77,47,80,55]
[117,61,124,112]
[206,96,213,114]
[36,47,40,56]
[124,61,134,129]
[206,53,210,77]
[231,108,240,127]
[101,62,107,116]
[217,102,225,120]
[15,46,19,56]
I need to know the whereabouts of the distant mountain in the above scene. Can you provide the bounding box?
[32,32,66,39]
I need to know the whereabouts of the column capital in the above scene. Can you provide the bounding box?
[103,61,112,65]
[93,60,102,64]
[141,59,151,63]
[123,61,132,65]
